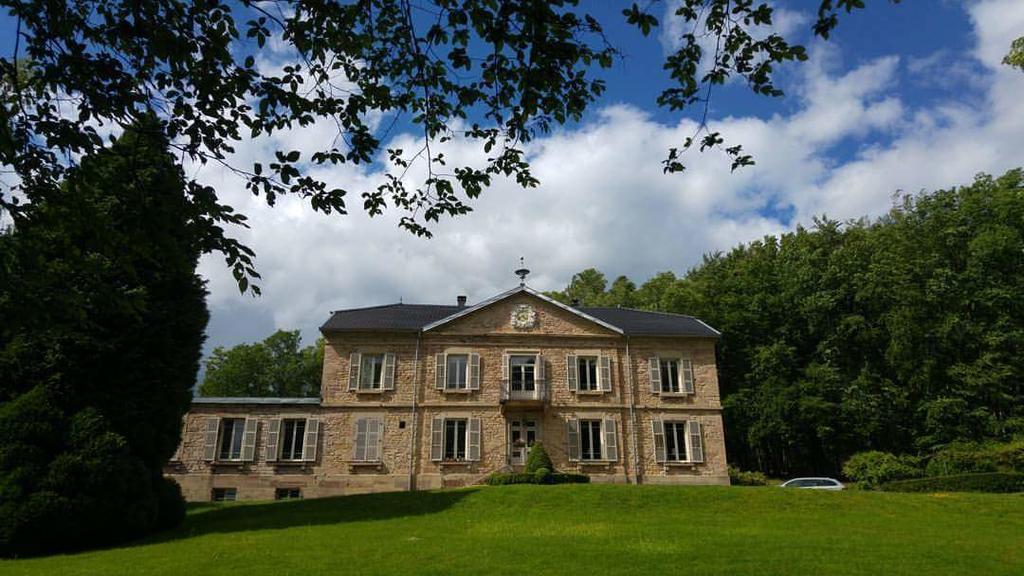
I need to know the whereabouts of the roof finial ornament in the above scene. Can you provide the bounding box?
[514,257,530,287]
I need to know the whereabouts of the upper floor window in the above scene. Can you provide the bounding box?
[578,356,599,391]
[446,354,468,390]
[279,419,307,461]
[650,355,694,395]
[509,355,536,391]
[218,418,245,461]
[360,353,385,389]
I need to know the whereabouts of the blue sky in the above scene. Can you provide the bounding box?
[3,1,1022,357]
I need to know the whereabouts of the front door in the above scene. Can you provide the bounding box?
[509,417,540,466]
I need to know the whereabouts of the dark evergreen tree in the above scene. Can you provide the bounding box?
[0,115,208,556]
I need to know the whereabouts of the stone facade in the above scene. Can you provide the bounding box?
[167,290,729,501]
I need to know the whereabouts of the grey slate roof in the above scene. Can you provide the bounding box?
[320,291,719,338]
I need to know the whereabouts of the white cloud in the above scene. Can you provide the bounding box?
[195,0,1024,352]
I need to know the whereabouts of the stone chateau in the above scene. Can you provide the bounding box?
[167,277,729,501]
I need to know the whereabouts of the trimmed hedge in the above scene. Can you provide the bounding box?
[842,451,923,489]
[728,466,768,486]
[486,472,590,486]
[524,443,555,474]
[880,472,1024,493]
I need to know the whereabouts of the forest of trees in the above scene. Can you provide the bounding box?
[199,330,323,398]
[548,170,1024,477]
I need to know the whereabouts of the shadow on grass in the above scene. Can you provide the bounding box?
[138,488,478,547]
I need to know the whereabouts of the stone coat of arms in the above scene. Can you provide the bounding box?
[510,304,537,329]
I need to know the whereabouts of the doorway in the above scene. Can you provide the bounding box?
[509,416,540,466]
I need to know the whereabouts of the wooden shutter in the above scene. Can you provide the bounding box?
[566,419,580,461]
[366,417,381,461]
[652,420,666,463]
[383,352,396,390]
[348,353,361,390]
[430,417,444,461]
[435,353,446,389]
[599,356,612,392]
[603,419,618,461]
[375,418,385,461]
[303,418,320,462]
[681,358,694,394]
[265,418,281,462]
[688,420,704,463]
[648,356,661,392]
[202,417,220,461]
[501,353,510,382]
[240,418,258,461]
[468,418,481,461]
[566,354,578,391]
[353,417,368,461]
[469,353,481,390]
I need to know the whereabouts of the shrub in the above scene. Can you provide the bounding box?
[880,472,1024,493]
[154,477,186,531]
[728,466,768,486]
[925,440,1024,476]
[486,472,589,486]
[842,451,923,489]
[524,443,554,474]
[534,467,553,484]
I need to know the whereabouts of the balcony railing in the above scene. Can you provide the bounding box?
[500,380,547,404]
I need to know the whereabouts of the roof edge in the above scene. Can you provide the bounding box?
[192,397,321,405]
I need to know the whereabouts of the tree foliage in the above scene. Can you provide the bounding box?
[550,169,1024,477]
[0,116,207,556]
[1,0,880,291]
[199,330,323,398]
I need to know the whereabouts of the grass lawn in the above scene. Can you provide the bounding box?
[2,485,1022,575]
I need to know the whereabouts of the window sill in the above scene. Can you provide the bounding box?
[656,392,694,398]
[662,461,697,468]
[210,460,247,468]
[574,390,606,395]
[578,460,616,466]
[353,389,387,394]
[273,460,309,467]
[441,388,476,394]
[437,460,475,467]
[348,461,383,471]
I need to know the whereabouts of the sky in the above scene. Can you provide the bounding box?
[4,1,1024,358]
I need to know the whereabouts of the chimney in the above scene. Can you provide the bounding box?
[457,295,467,308]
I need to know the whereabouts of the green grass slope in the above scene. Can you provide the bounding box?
[3,485,1022,575]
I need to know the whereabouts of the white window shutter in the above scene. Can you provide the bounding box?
[382,352,396,390]
[501,353,510,382]
[688,420,704,463]
[681,358,694,394]
[353,417,368,461]
[366,417,381,461]
[435,353,446,389]
[265,418,281,462]
[202,417,220,461]
[566,419,580,461]
[469,353,481,390]
[348,353,361,390]
[535,354,545,383]
[599,356,612,392]
[649,356,661,392]
[240,418,258,462]
[376,418,385,461]
[652,420,666,463]
[303,418,320,462]
[430,417,444,461]
[603,419,618,461]
[566,354,578,391]
[468,418,481,461]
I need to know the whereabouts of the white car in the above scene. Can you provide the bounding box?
[780,477,846,490]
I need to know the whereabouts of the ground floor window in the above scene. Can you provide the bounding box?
[444,419,467,460]
[663,421,688,462]
[280,418,307,461]
[580,419,603,460]
[212,488,237,502]
[217,418,245,461]
[275,488,302,500]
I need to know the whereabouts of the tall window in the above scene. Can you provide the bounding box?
[444,419,467,460]
[579,420,603,460]
[446,354,468,390]
[359,353,385,389]
[217,418,245,460]
[279,419,307,461]
[663,421,689,462]
[577,356,599,391]
[510,355,536,391]
[660,359,681,393]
